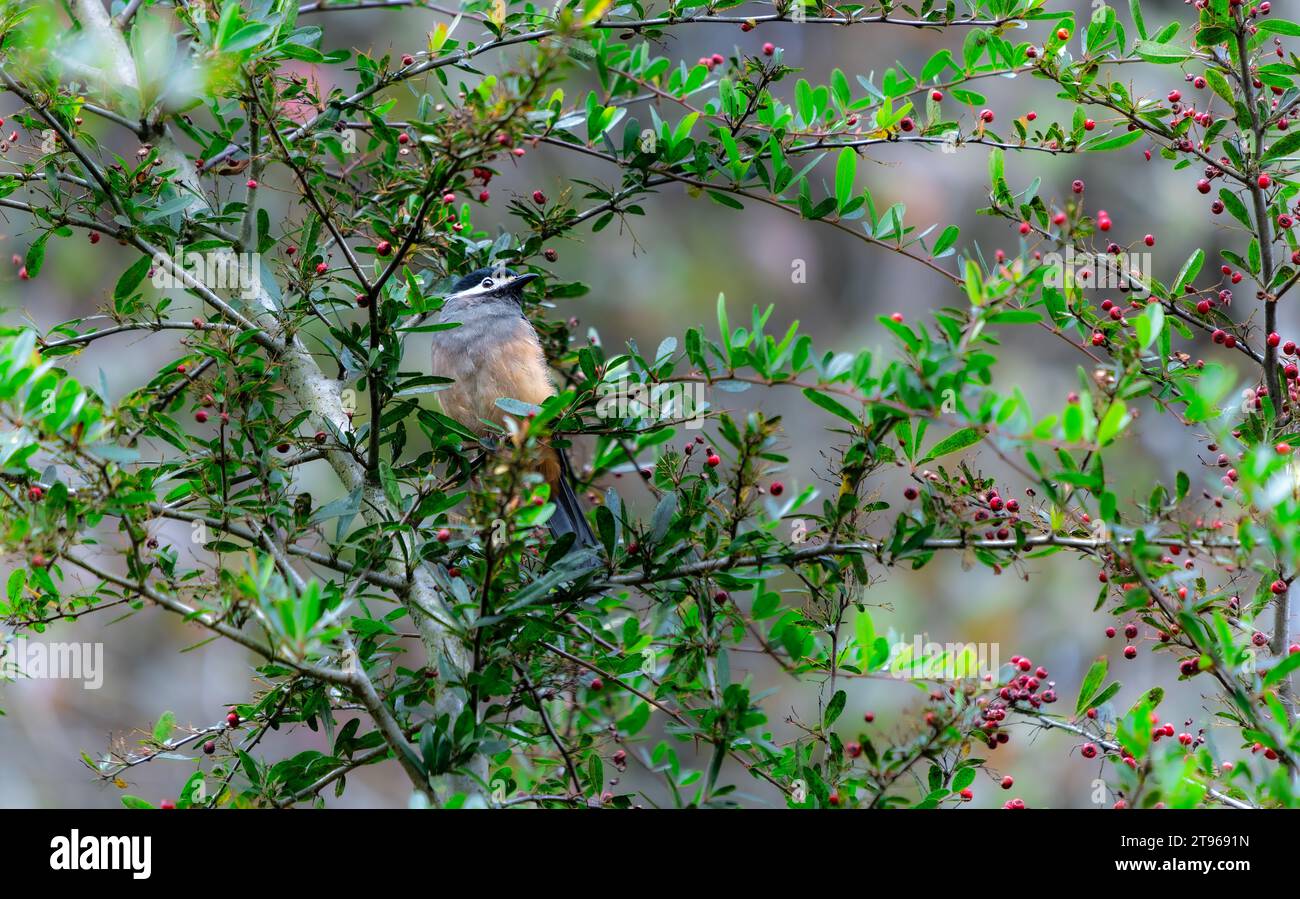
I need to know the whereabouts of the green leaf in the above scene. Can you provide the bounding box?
[802,387,860,424]
[1082,129,1144,152]
[1076,657,1108,715]
[1128,0,1147,39]
[24,234,47,279]
[825,689,846,726]
[1172,248,1204,295]
[1133,40,1191,63]
[931,225,959,257]
[920,427,983,463]
[1134,302,1163,350]
[1257,20,1300,38]
[1097,399,1129,445]
[1264,651,1300,687]
[1218,189,1252,230]
[115,254,153,301]
[835,147,857,212]
[153,710,176,742]
[1261,130,1300,165]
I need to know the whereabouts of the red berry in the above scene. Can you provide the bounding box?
[436,528,451,542]
[1000,775,1014,789]
[931,90,943,101]
[246,178,257,189]
[89,232,100,244]
[959,788,973,800]
[845,741,862,758]
[706,453,721,467]
[1168,90,1182,103]
[1083,118,1096,131]
[227,712,239,726]
[904,486,919,500]
[478,190,490,202]
[1056,27,1069,39]
[543,248,558,262]
[1106,626,1116,638]
[401,54,414,66]
[762,42,774,55]
[1272,579,1288,595]
[589,677,603,691]
[863,712,874,723]
[1123,645,1137,659]
[277,442,290,453]
[1259,173,1272,188]
[316,262,328,274]
[195,410,208,423]
[769,481,784,496]
[532,190,546,204]
[442,193,456,204]
[1144,234,1155,246]
[979,109,994,123]
[1081,742,1098,759]
[376,240,392,256]
[203,740,216,755]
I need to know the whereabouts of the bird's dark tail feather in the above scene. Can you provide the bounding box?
[548,446,598,551]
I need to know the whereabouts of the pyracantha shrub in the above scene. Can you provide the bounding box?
[0,0,1298,809]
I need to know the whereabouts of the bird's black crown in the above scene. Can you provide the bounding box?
[452,266,520,293]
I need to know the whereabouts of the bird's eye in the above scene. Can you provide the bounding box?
[481,278,493,288]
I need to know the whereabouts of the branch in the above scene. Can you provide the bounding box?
[112,0,147,29]
[1022,713,1255,810]
[61,552,355,685]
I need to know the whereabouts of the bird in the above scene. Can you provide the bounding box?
[429,266,597,551]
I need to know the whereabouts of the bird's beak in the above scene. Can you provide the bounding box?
[507,272,540,290]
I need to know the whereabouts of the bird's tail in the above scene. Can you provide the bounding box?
[547,445,598,551]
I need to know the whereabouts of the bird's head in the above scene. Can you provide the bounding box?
[444,266,539,306]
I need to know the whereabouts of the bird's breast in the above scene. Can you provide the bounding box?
[430,311,554,431]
